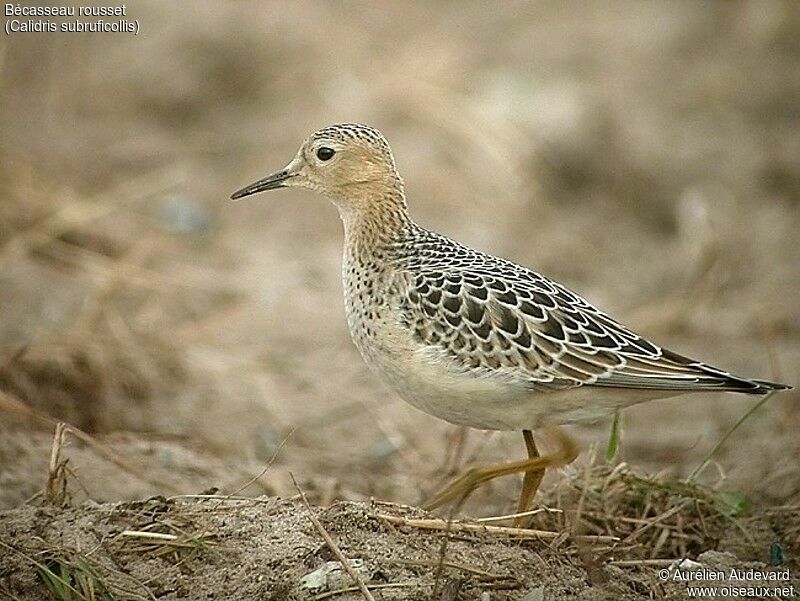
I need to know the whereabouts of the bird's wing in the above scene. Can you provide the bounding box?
[395,249,777,394]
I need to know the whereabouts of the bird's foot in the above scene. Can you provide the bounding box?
[422,425,578,513]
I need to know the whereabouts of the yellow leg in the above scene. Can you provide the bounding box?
[423,425,578,511]
[513,430,545,526]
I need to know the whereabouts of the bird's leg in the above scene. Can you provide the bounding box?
[423,425,578,511]
[514,430,545,527]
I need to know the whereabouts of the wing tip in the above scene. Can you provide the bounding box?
[709,374,792,395]
[746,379,792,394]
[664,350,792,395]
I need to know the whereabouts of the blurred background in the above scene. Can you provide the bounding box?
[0,1,798,513]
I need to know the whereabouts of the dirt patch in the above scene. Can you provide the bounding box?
[1,463,797,601]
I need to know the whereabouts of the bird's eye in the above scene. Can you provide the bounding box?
[316,147,335,161]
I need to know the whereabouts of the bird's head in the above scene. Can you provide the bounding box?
[231,124,402,209]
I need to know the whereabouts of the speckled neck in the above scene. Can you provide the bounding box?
[337,179,413,263]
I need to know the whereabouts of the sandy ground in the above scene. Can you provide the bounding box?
[1,1,799,599]
[1,477,798,600]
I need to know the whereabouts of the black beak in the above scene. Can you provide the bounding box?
[230,169,293,200]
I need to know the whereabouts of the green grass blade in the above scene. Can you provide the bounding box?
[606,410,621,463]
[688,391,777,481]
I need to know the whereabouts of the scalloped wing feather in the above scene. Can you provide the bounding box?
[393,229,785,396]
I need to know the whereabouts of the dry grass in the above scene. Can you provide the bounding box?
[0,539,153,601]
[525,456,799,569]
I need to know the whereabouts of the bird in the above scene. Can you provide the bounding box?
[231,123,790,517]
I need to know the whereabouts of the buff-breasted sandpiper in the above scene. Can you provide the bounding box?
[231,123,790,516]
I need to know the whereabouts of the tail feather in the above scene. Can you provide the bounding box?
[747,378,792,394]
[594,345,793,395]
[696,365,791,395]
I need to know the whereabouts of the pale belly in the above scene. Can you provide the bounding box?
[348,315,681,431]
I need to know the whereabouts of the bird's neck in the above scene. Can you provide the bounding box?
[336,179,412,261]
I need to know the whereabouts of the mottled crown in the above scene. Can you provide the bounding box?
[310,123,395,166]
[310,123,390,149]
